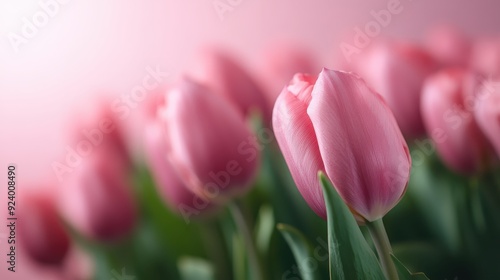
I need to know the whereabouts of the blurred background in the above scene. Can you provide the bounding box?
[1,0,500,279]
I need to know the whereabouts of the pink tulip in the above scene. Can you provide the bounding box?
[68,100,131,170]
[143,94,217,220]
[424,25,471,67]
[273,69,411,222]
[351,40,438,139]
[18,190,71,266]
[474,79,500,159]
[258,43,318,111]
[470,38,500,77]
[188,48,270,122]
[159,77,260,201]
[59,153,137,241]
[421,68,490,174]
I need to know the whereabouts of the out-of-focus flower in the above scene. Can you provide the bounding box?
[273,69,411,222]
[257,43,318,112]
[59,100,137,241]
[351,40,438,138]
[421,68,491,174]
[143,93,217,218]
[470,38,500,77]
[59,153,137,241]
[188,48,270,121]
[158,77,260,202]
[18,190,71,266]
[424,25,471,67]
[474,79,500,159]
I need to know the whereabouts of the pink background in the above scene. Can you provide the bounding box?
[0,0,499,279]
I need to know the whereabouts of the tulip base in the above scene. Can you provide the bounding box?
[366,219,399,280]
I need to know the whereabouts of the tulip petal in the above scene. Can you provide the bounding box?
[308,69,410,221]
[273,74,327,218]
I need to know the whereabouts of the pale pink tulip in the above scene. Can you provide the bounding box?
[421,68,490,174]
[273,69,411,222]
[18,190,71,266]
[143,94,217,219]
[59,153,137,241]
[424,25,471,67]
[351,40,438,139]
[159,77,260,201]
[188,48,270,121]
[470,38,500,77]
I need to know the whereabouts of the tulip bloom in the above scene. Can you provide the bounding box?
[159,77,260,202]
[188,48,270,121]
[474,80,500,159]
[18,191,70,266]
[143,94,217,220]
[351,40,437,139]
[59,153,137,241]
[273,69,411,222]
[421,68,490,174]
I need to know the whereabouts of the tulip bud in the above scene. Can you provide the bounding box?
[351,40,437,139]
[258,43,318,111]
[188,48,270,121]
[143,94,217,219]
[474,78,500,159]
[18,190,71,266]
[273,69,411,222]
[470,38,500,77]
[59,154,137,241]
[424,25,471,67]
[159,77,260,202]
[69,100,131,170]
[421,68,490,174]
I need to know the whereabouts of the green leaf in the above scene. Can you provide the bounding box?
[178,257,215,280]
[319,172,385,280]
[277,223,324,280]
[391,254,429,280]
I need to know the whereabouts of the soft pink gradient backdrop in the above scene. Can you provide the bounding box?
[0,0,499,279]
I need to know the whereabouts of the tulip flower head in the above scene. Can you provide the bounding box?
[188,48,270,121]
[351,40,438,139]
[143,92,217,220]
[421,68,491,174]
[18,190,71,266]
[273,68,411,222]
[59,153,137,241]
[158,77,260,203]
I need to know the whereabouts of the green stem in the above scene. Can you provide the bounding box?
[366,219,399,280]
[228,201,264,280]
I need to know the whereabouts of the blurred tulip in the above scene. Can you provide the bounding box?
[188,48,270,121]
[474,79,500,159]
[258,43,318,111]
[424,24,471,67]
[273,69,410,222]
[159,77,260,201]
[143,94,217,219]
[18,191,71,266]
[421,68,490,174]
[59,153,137,241]
[351,40,437,139]
[471,38,500,77]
